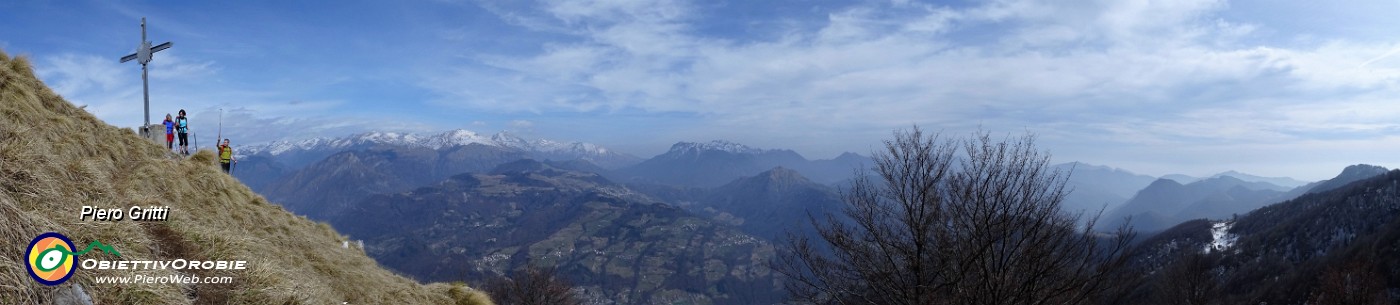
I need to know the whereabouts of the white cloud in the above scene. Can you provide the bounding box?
[417,0,1400,177]
[34,51,223,126]
[508,119,536,134]
[35,54,144,125]
[542,0,692,26]
[148,52,218,81]
[189,107,439,146]
[37,54,128,94]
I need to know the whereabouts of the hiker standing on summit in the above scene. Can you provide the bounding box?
[218,139,235,174]
[176,109,190,156]
[161,113,175,152]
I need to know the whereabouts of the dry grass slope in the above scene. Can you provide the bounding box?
[0,49,493,305]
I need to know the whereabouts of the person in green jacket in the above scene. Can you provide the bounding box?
[218,139,236,174]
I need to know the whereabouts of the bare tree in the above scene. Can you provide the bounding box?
[1309,259,1389,305]
[483,267,582,305]
[775,127,1134,305]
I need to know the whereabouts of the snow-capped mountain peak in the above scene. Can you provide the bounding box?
[239,129,640,168]
[490,131,530,148]
[420,129,492,149]
[668,140,764,155]
[488,131,612,156]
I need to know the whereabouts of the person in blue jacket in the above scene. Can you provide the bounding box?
[162,113,175,151]
[176,109,190,156]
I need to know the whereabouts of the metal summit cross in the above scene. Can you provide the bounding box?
[119,17,173,136]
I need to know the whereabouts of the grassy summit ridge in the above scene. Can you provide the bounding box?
[0,49,491,305]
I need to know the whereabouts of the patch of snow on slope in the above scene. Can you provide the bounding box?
[1204,220,1237,253]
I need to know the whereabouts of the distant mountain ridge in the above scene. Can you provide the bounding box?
[1160,171,1310,188]
[1055,162,1158,198]
[617,140,871,187]
[666,140,769,155]
[1107,164,1390,233]
[1053,162,1158,215]
[1302,164,1389,194]
[239,129,642,169]
[1210,170,1310,189]
[1159,174,1200,184]
[1104,176,1292,232]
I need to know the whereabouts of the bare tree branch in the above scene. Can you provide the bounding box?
[484,266,582,305]
[777,127,1135,305]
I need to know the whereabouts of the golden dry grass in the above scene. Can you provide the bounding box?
[0,49,492,305]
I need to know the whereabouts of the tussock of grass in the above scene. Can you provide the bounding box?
[0,49,492,304]
[426,282,496,305]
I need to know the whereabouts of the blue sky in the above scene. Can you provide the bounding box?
[3,0,1399,181]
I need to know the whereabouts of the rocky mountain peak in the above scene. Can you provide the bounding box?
[1338,164,1389,179]
[667,140,764,155]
